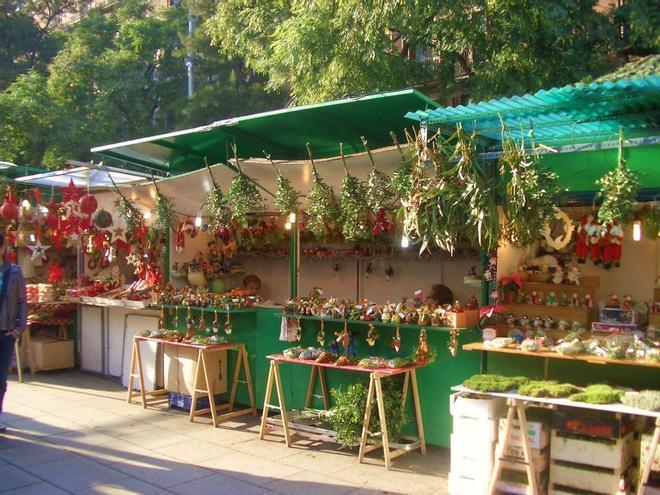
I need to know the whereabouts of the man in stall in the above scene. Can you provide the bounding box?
[0,233,28,433]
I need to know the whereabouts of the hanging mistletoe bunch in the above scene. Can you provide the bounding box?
[225,148,265,228]
[266,153,300,214]
[499,132,561,247]
[596,133,639,226]
[305,143,337,239]
[115,196,140,236]
[366,167,391,212]
[154,190,176,233]
[207,187,231,230]
[339,149,370,242]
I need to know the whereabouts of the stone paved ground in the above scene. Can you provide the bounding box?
[0,371,449,494]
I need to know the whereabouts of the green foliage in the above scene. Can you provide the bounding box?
[620,390,660,411]
[306,161,337,240]
[205,0,640,105]
[518,380,581,398]
[597,141,640,226]
[270,162,300,215]
[463,374,529,392]
[569,384,624,404]
[225,174,265,228]
[339,174,370,242]
[366,167,392,212]
[640,204,660,240]
[329,381,406,447]
[499,133,562,247]
[206,188,231,230]
[154,192,176,233]
[115,196,141,236]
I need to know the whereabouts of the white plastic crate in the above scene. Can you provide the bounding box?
[450,392,507,420]
[454,415,499,442]
[448,471,489,495]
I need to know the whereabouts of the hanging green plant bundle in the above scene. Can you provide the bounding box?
[641,204,660,240]
[265,153,300,214]
[305,143,338,239]
[206,187,231,230]
[391,162,413,202]
[366,167,392,212]
[339,145,371,242]
[499,133,561,247]
[115,196,141,235]
[596,134,640,225]
[154,191,176,233]
[225,147,265,228]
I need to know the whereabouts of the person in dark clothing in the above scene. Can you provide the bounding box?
[428,284,453,306]
[0,233,27,433]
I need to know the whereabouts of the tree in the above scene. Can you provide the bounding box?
[205,0,654,105]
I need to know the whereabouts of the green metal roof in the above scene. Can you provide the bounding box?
[91,89,439,175]
[406,76,660,149]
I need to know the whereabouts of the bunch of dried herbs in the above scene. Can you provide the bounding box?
[204,160,231,230]
[266,153,300,214]
[305,143,338,239]
[596,131,640,226]
[339,144,371,242]
[499,132,561,247]
[225,146,265,228]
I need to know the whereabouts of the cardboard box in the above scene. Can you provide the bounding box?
[551,430,633,470]
[29,337,74,371]
[164,346,227,396]
[447,312,467,328]
[499,443,549,472]
[498,418,549,450]
[450,393,507,420]
[497,468,549,494]
[465,309,480,327]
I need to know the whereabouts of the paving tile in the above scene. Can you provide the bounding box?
[278,444,359,475]
[0,440,76,467]
[2,481,69,495]
[263,469,360,495]
[152,439,233,464]
[119,428,190,450]
[169,472,266,495]
[74,477,172,495]
[0,464,41,492]
[0,431,40,451]
[230,437,311,461]
[197,451,301,486]
[28,455,129,492]
[7,417,82,438]
[110,455,213,488]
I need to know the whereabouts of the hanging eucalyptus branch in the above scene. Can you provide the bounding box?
[362,136,392,212]
[152,178,177,233]
[225,144,265,228]
[265,151,300,214]
[204,158,231,230]
[596,131,640,226]
[499,130,561,247]
[305,142,338,239]
[339,143,371,242]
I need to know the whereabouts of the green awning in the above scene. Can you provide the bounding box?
[91,89,439,175]
[406,76,660,148]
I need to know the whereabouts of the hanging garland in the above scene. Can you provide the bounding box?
[265,152,300,214]
[109,173,141,237]
[152,180,177,233]
[305,143,338,239]
[339,143,371,242]
[225,144,265,228]
[499,131,561,247]
[596,131,639,226]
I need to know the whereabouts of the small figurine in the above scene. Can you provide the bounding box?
[532,316,544,329]
[490,288,500,306]
[559,291,569,306]
[546,291,558,306]
[537,291,545,305]
[516,290,526,304]
[570,292,580,307]
[465,294,479,310]
[622,295,634,311]
[582,294,593,309]
[557,319,569,331]
[453,300,464,312]
[518,315,530,329]
[571,320,583,331]
[530,291,538,305]
[552,266,564,285]
[606,294,620,308]
[539,264,551,282]
[543,317,554,329]
[366,324,378,347]
[567,265,582,285]
[505,314,516,327]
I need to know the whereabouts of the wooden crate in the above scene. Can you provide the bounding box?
[500,443,549,472]
[447,311,467,328]
[549,460,629,494]
[550,430,633,470]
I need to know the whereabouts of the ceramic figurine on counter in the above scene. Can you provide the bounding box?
[537,291,545,305]
[518,315,530,329]
[546,291,558,306]
[505,314,516,327]
[453,300,464,312]
[567,265,582,285]
[570,292,580,307]
[559,291,569,307]
[530,291,538,305]
[552,265,564,285]
[539,264,551,282]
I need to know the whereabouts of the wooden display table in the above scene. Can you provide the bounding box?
[19,317,73,378]
[451,385,660,495]
[127,336,256,427]
[259,354,427,470]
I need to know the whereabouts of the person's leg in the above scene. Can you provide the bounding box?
[0,334,14,431]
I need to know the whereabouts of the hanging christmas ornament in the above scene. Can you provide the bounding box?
[79,193,98,215]
[173,306,180,330]
[212,311,220,333]
[366,323,378,347]
[62,178,82,204]
[295,317,302,341]
[224,313,233,335]
[27,239,50,261]
[48,259,65,284]
[414,328,430,363]
[93,209,113,229]
[1,193,18,221]
[316,319,325,346]
[390,326,401,353]
[198,309,206,334]
[185,307,195,338]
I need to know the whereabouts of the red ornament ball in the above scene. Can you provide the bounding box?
[79,194,98,215]
[0,196,18,220]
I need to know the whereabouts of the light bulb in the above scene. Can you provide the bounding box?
[40,206,49,214]
[194,215,202,227]
[29,234,36,242]
[401,235,409,248]
[21,199,30,208]
[288,212,296,224]
[143,210,152,220]
[632,220,642,242]
[284,222,292,230]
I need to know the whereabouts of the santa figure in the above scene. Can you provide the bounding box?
[609,222,624,267]
[575,215,589,263]
[586,217,602,265]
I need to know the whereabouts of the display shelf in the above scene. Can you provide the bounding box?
[462,342,660,369]
[279,313,476,332]
[502,303,592,326]
[152,304,256,314]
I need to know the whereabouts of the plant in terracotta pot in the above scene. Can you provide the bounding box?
[499,274,522,304]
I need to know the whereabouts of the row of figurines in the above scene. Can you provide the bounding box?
[283,295,479,325]
[505,314,586,332]
[517,290,593,308]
